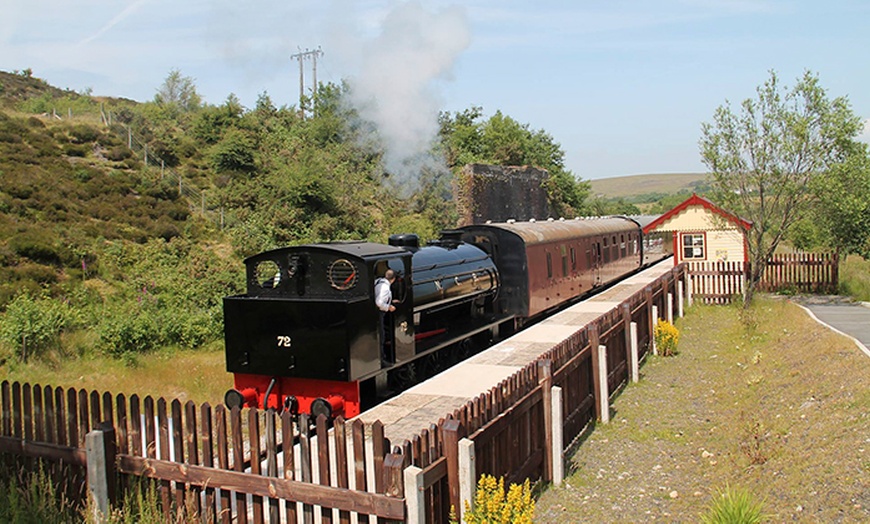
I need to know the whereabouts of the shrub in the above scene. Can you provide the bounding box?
[654,318,679,356]
[97,307,160,357]
[461,475,535,524]
[62,143,89,157]
[0,292,74,360]
[69,123,100,143]
[105,145,133,161]
[700,484,766,524]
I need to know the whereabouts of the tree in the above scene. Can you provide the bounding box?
[809,145,870,257]
[700,70,863,305]
[154,69,202,112]
[438,107,591,216]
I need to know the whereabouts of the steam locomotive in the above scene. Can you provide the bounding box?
[223,216,671,419]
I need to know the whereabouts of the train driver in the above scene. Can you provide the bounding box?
[374,269,397,366]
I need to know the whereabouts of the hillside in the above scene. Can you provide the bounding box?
[589,172,709,199]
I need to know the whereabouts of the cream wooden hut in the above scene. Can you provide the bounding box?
[643,194,751,265]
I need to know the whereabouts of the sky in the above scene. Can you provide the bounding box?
[2,0,869,181]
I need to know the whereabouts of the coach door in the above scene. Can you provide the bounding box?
[593,241,602,286]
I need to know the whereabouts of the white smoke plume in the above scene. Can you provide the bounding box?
[325,1,471,197]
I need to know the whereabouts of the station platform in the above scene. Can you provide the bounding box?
[355,258,675,444]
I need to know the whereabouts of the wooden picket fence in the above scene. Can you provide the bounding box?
[687,252,838,304]
[759,252,839,294]
[1,263,690,523]
[0,383,406,522]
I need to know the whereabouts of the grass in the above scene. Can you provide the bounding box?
[840,254,870,302]
[535,297,870,522]
[1,343,231,405]
[588,173,707,199]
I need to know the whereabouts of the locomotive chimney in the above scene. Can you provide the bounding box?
[389,233,420,249]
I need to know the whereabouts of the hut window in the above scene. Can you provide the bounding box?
[682,233,706,260]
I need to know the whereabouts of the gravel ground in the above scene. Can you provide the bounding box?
[535,297,870,523]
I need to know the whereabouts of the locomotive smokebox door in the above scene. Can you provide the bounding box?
[223,296,364,381]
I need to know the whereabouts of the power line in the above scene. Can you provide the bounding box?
[290,47,323,118]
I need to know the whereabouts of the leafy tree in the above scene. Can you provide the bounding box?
[438,107,590,216]
[808,146,870,257]
[154,69,201,113]
[699,70,863,305]
[210,128,256,174]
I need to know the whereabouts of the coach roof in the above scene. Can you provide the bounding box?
[462,216,638,246]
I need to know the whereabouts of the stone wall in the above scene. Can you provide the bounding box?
[455,164,554,226]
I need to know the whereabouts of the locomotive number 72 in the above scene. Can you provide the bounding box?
[276,336,292,348]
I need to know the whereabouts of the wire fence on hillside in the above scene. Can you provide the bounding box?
[102,110,223,228]
[36,104,226,229]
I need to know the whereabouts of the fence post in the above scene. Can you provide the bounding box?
[651,305,659,356]
[404,465,425,524]
[589,324,603,422]
[443,419,465,520]
[685,268,693,307]
[629,322,639,382]
[667,292,674,324]
[86,422,117,523]
[596,345,610,424]
[621,303,632,381]
[551,385,564,486]
[677,281,684,318]
[459,438,476,522]
[384,453,405,522]
[538,359,553,482]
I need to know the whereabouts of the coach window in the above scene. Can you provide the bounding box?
[621,234,626,257]
[546,252,553,279]
[570,247,577,271]
[682,233,706,260]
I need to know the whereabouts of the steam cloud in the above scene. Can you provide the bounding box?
[326,1,471,196]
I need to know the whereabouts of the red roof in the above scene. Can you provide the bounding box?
[642,194,752,233]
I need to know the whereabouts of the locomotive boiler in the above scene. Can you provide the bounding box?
[223,216,672,419]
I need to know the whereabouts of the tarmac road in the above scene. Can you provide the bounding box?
[794,296,870,358]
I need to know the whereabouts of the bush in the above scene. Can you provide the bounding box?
[69,123,100,143]
[105,145,133,161]
[654,318,679,356]
[700,485,766,524]
[0,292,74,360]
[62,143,89,157]
[97,307,160,357]
[460,475,535,524]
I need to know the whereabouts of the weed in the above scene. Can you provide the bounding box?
[738,414,777,466]
[700,484,767,524]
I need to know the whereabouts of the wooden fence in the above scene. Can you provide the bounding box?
[1,264,690,523]
[0,383,406,522]
[687,252,838,304]
[758,252,838,294]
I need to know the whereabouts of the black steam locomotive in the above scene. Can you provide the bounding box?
[223,216,672,419]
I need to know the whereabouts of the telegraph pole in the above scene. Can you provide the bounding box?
[291,47,323,118]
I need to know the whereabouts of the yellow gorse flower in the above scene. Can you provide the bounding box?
[654,319,680,356]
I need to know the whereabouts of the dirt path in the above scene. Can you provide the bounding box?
[535,298,870,523]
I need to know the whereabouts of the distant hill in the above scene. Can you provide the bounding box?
[589,173,709,199]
